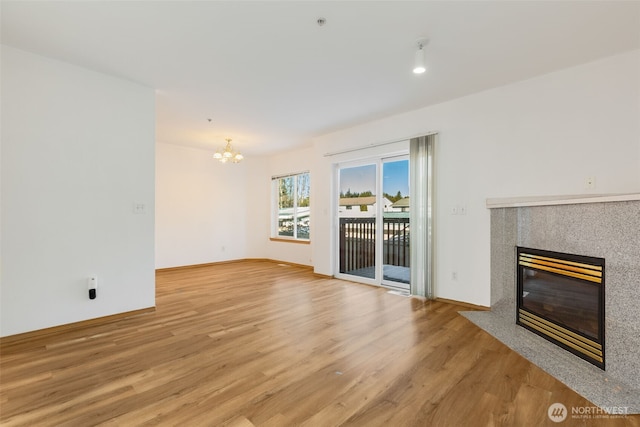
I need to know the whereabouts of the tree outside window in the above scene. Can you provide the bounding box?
[273,172,310,240]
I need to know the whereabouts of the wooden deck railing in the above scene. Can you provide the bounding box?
[339,217,410,274]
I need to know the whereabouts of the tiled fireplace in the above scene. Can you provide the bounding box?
[463,193,640,413]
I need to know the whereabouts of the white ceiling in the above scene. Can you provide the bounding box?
[2,1,639,156]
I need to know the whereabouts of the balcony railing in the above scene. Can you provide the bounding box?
[339,217,410,274]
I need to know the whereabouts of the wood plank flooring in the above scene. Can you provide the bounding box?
[1,260,638,426]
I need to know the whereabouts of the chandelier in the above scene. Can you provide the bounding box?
[213,138,243,163]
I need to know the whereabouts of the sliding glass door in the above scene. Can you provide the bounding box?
[381,157,410,288]
[336,156,410,291]
[337,163,378,282]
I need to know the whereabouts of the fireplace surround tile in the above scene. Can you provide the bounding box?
[472,198,640,413]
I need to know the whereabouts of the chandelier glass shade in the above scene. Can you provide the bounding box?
[213,138,243,163]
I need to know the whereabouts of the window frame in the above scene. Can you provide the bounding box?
[271,171,310,243]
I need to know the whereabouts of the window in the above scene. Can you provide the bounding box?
[272,172,310,241]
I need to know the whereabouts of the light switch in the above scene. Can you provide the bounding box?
[133,202,147,214]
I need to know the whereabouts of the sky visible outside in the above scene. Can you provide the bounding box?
[383,160,409,197]
[339,160,409,197]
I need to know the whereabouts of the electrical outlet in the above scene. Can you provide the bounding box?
[88,276,98,300]
[585,176,596,190]
[452,272,458,281]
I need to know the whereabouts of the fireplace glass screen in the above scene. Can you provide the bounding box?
[521,268,599,339]
[516,247,605,369]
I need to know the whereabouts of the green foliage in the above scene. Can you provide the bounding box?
[340,188,375,198]
[298,197,310,207]
[278,173,310,208]
[278,177,294,208]
[383,191,405,203]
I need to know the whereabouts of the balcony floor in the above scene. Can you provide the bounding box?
[345,265,410,285]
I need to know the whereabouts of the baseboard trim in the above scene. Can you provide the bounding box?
[0,307,155,347]
[156,258,315,273]
[250,258,314,271]
[435,297,490,311]
[155,259,249,273]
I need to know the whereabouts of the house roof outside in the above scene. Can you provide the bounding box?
[391,197,410,208]
[339,197,377,207]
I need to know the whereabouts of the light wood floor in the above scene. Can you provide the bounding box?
[1,260,638,426]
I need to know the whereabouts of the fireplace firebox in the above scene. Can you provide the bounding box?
[516,247,605,369]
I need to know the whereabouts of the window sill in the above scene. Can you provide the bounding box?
[270,237,311,245]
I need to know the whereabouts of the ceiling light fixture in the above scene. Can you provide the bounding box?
[213,138,243,163]
[413,39,428,74]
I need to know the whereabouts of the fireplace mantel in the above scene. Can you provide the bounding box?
[486,193,640,209]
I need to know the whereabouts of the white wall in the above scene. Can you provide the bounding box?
[156,143,314,269]
[155,143,248,269]
[1,46,156,337]
[309,50,640,306]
